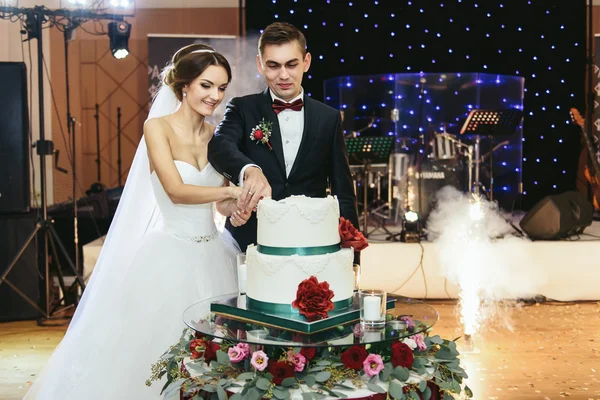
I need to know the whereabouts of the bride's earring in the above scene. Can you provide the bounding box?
[183,91,187,98]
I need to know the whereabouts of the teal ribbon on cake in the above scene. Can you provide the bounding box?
[247,296,354,314]
[257,243,341,256]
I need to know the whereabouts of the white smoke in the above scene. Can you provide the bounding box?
[426,186,545,334]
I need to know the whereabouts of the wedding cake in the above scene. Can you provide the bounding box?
[245,196,355,314]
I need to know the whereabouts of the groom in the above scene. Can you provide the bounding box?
[208,22,359,253]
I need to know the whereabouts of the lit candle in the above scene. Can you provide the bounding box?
[363,295,382,321]
[237,263,247,294]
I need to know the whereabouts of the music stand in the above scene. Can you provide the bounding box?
[346,136,395,236]
[460,109,523,199]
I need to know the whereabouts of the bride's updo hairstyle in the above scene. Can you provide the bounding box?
[162,44,232,102]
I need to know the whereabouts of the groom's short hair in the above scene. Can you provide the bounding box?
[259,22,307,57]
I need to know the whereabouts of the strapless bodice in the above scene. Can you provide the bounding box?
[150,160,225,240]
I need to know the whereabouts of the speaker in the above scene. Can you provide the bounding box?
[0,213,39,321]
[519,191,594,240]
[0,62,30,214]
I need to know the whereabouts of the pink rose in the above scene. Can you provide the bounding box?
[287,351,306,372]
[363,354,384,377]
[228,344,249,363]
[250,350,269,371]
[400,316,415,329]
[412,333,427,351]
[237,343,250,357]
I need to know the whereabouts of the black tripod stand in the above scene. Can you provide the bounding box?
[346,136,395,237]
[0,7,85,325]
[459,108,524,199]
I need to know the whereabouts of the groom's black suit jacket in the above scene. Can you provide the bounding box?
[208,88,359,253]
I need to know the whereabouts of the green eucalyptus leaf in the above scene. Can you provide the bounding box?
[418,380,427,393]
[247,387,262,400]
[465,385,474,398]
[217,384,227,400]
[331,392,348,399]
[305,374,317,387]
[204,385,216,393]
[407,391,420,400]
[422,386,432,400]
[316,371,332,383]
[301,393,315,400]
[256,378,271,391]
[388,380,405,399]
[429,336,444,345]
[273,388,290,400]
[366,382,386,394]
[392,367,410,382]
[237,372,255,381]
[281,377,297,388]
[216,350,229,364]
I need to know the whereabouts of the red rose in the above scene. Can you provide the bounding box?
[340,346,368,370]
[426,381,442,400]
[254,129,264,140]
[189,339,207,359]
[338,217,369,252]
[292,276,335,321]
[203,340,221,364]
[268,361,295,385]
[299,347,317,361]
[390,341,414,369]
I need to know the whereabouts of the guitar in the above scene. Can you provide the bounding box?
[570,108,600,210]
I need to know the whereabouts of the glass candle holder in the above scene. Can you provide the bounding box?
[353,263,361,292]
[359,289,386,327]
[237,253,247,294]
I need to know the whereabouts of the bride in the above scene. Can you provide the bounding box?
[24,44,250,399]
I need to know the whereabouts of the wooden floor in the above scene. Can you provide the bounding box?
[1,301,600,400]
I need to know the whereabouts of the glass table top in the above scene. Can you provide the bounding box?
[183,293,438,348]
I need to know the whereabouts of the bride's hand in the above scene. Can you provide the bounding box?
[230,207,251,227]
[228,185,244,200]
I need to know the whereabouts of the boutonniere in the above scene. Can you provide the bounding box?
[250,118,273,151]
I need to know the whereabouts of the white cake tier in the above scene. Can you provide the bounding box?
[257,195,341,248]
[246,245,354,305]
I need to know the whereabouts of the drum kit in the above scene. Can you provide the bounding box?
[348,109,523,239]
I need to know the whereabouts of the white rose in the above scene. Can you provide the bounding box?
[402,338,417,350]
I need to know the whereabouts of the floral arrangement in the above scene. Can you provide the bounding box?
[147,316,472,400]
[292,276,335,321]
[250,118,273,151]
[339,217,369,252]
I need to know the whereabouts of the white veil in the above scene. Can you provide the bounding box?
[70,85,180,327]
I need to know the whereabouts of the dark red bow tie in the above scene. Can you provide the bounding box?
[272,98,304,114]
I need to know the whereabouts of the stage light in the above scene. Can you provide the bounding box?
[401,210,421,243]
[108,21,131,59]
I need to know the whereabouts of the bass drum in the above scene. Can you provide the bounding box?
[397,160,466,223]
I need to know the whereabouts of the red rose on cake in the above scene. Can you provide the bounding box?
[292,276,335,321]
[338,217,369,251]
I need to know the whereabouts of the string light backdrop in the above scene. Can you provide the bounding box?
[246,0,586,209]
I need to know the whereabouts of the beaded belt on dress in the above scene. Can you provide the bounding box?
[168,230,218,243]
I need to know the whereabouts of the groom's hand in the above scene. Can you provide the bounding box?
[240,167,271,212]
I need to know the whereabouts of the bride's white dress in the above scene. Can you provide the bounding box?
[24,160,239,399]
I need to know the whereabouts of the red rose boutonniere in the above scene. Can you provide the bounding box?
[292,276,335,321]
[338,217,369,251]
[250,118,273,151]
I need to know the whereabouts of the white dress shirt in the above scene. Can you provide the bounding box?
[239,89,305,184]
